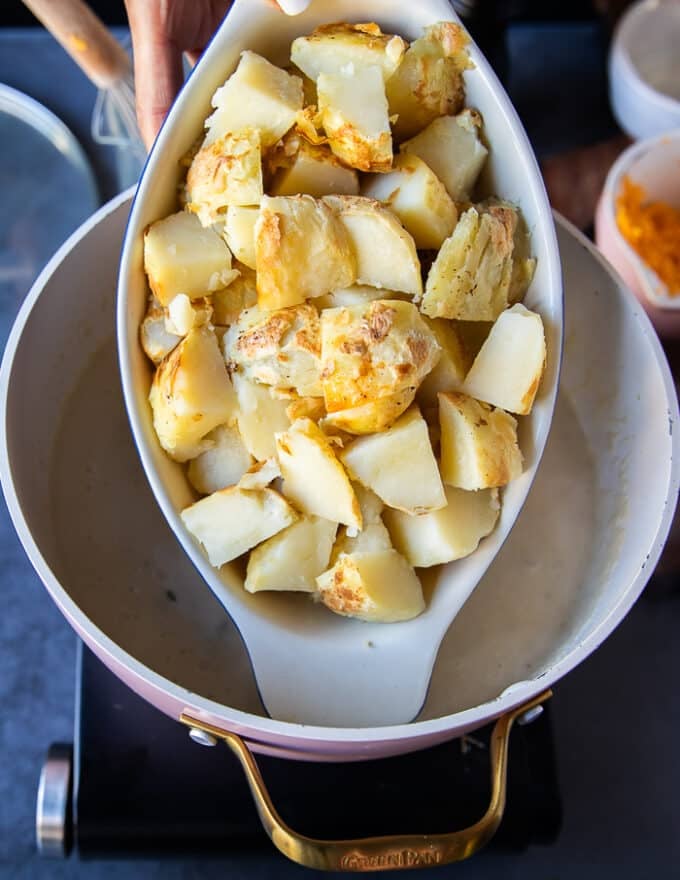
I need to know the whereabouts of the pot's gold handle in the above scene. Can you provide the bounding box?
[180,689,551,871]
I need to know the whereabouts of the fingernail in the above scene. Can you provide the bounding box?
[277,0,311,14]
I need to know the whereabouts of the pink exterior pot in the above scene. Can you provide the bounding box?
[1,192,678,762]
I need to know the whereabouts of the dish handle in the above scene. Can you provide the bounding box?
[180,689,552,871]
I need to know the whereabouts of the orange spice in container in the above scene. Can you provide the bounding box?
[616,176,680,296]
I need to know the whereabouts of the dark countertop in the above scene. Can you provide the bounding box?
[1,19,679,880]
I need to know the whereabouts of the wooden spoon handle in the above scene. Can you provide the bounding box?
[21,0,130,88]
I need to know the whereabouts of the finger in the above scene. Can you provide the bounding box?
[125,2,185,150]
[136,37,185,149]
[276,0,312,13]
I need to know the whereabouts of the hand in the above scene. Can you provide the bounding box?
[124,0,229,149]
[125,0,310,150]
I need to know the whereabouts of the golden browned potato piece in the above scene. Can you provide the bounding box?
[320,299,440,417]
[317,66,393,172]
[421,203,518,321]
[439,391,523,490]
[285,396,326,423]
[186,129,263,227]
[316,549,424,622]
[291,23,406,82]
[224,303,322,397]
[320,390,416,435]
[205,51,303,147]
[254,195,356,310]
[149,326,237,462]
[387,22,472,142]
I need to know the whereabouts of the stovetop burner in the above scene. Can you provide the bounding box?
[37,643,561,861]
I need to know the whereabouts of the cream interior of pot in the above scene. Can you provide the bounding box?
[5,198,674,728]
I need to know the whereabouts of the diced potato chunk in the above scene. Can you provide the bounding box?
[318,66,392,172]
[362,153,457,249]
[205,51,303,147]
[285,396,326,422]
[211,266,257,326]
[421,204,517,321]
[386,22,471,142]
[232,372,291,461]
[323,195,422,296]
[187,129,263,227]
[224,303,322,397]
[416,318,471,408]
[222,207,258,270]
[320,300,440,417]
[341,406,446,513]
[291,23,406,82]
[237,457,281,491]
[463,304,546,415]
[401,110,487,201]
[143,212,237,306]
[149,327,237,462]
[316,284,408,310]
[439,392,522,489]
[270,136,359,198]
[181,486,297,567]
[330,485,391,562]
[165,294,212,336]
[245,515,338,593]
[353,484,385,524]
[332,519,392,561]
[187,423,253,494]
[255,194,356,310]
[321,391,416,435]
[140,299,181,365]
[316,549,424,622]
[384,486,500,567]
[276,418,361,530]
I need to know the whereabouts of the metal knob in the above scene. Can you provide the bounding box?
[36,743,73,858]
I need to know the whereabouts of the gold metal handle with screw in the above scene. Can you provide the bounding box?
[181,689,552,871]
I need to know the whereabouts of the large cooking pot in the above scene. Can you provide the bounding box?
[1,190,677,868]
